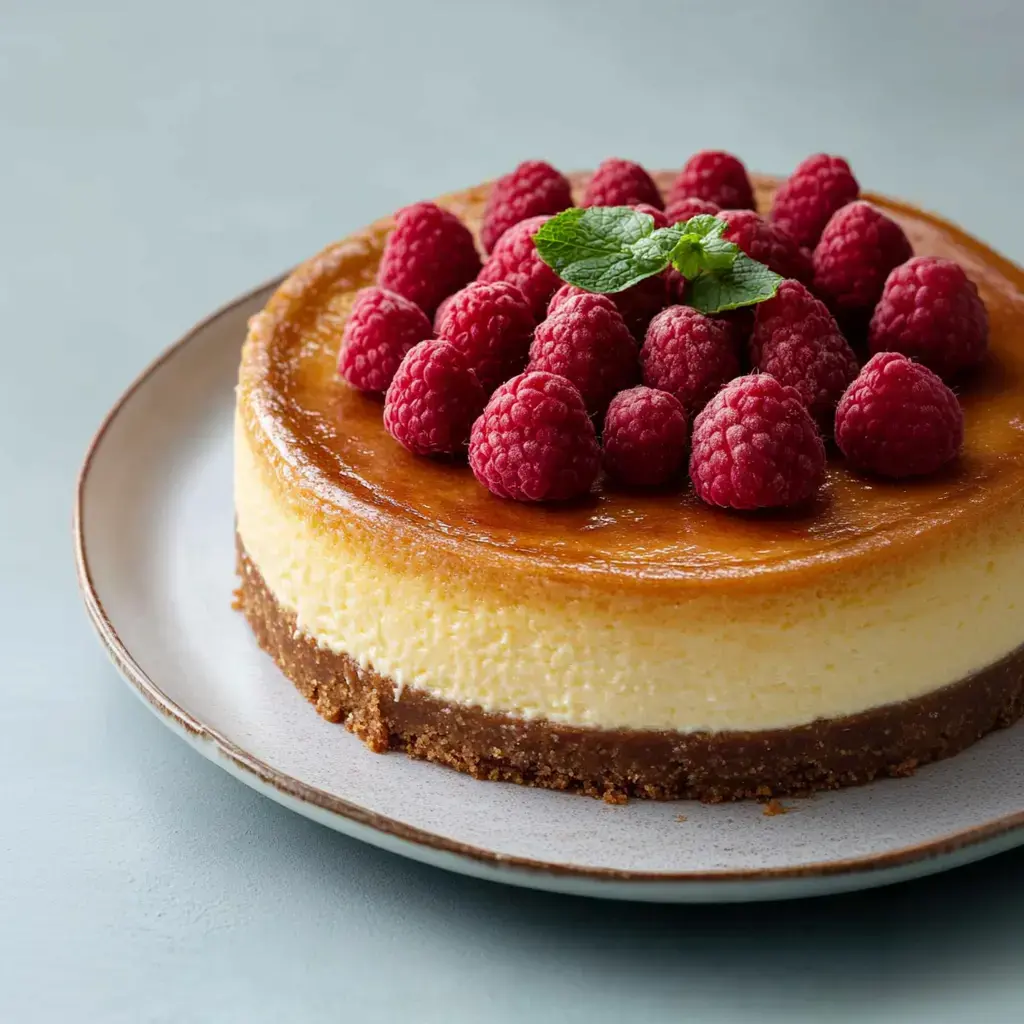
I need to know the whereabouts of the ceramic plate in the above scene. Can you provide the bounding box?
[75,279,1024,902]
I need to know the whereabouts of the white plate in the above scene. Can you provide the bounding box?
[75,280,1024,902]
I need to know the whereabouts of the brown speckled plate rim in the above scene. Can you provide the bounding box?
[74,239,1024,891]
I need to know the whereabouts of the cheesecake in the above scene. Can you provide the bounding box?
[234,169,1024,801]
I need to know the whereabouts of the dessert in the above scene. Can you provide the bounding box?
[235,157,1024,801]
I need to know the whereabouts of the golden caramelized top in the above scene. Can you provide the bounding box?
[238,172,1024,591]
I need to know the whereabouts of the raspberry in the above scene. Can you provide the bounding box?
[582,158,663,209]
[812,201,913,313]
[435,281,535,392]
[719,209,813,284]
[769,154,859,249]
[632,203,669,229]
[603,386,689,487]
[528,297,639,418]
[690,374,826,510]
[383,340,486,456]
[548,277,667,342]
[867,256,988,381]
[337,287,433,393]
[665,196,720,226]
[669,151,755,210]
[547,284,618,319]
[377,201,481,316]
[481,160,573,254]
[641,305,739,414]
[468,372,600,501]
[477,214,561,320]
[835,352,963,478]
[751,280,859,429]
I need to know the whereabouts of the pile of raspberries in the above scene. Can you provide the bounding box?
[337,152,988,509]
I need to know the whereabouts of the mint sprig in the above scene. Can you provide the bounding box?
[532,207,783,314]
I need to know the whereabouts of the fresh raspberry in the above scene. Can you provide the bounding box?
[835,352,963,478]
[547,284,618,318]
[641,305,740,414]
[690,374,826,510]
[602,386,689,487]
[867,256,988,381]
[719,209,813,284]
[812,201,913,313]
[383,340,486,456]
[435,281,535,392]
[751,280,859,430]
[477,214,561,320]
[664,196,721,226]
[769,154,859,249]
[548,277,667,342]
[528,297,639,418]
[377,201,481,316]
[481,160,573,254]
[632,203,669,229]
[468,372,600,501]
[337,287,433,393]
[582,158,663,209]
[669,151,755,211]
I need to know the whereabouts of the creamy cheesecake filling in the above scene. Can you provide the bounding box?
[236,415,1024,733]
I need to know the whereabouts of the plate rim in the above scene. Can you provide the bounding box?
[73,273,1024,889]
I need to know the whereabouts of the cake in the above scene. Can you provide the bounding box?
[235,158,1024,801]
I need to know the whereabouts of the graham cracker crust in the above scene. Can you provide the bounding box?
[236,538,1024,802]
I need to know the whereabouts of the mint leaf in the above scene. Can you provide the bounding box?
[686,253,783,313]
[533,207,662,292]
[532,207,781,312]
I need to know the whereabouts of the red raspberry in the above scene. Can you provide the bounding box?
[665,196,720,226]
[751,280,859,429]
[690,374,826,510]
[383,340,486,456]
[669,151,755,211]
[548,277,667,342]
[641,305,739,414]
[435,281,534,392]
[528,297,639,418]
[582,158,663,209]
[632,203,669,229]
[481,160,573,254]
[547,284,618,318]
[603,386,689,487]
[377,201,481,316]
[769,154,859,249]
[812,201,913,313]
[337,287,433,393]
[835,352,963,478]
[867,256,988,381]
[477,214,561,320]
[468,372,600,501]
[719,209,813,284]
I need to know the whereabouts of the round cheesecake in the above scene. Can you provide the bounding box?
[235,172,1024,801]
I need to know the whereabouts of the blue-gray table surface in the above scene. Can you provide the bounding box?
[3,1,1023,1020]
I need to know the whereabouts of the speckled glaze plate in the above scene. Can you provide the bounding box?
[75,279,1024,902]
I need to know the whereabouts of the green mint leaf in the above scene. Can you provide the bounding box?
[533,206,673,293]
[532,209,782,312]
[668,236,705,279]
[698,235,740,271]
[676,214,726,240]
[686,253,783,313]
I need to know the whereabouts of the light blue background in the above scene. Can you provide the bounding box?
[3,1,1023,1020]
